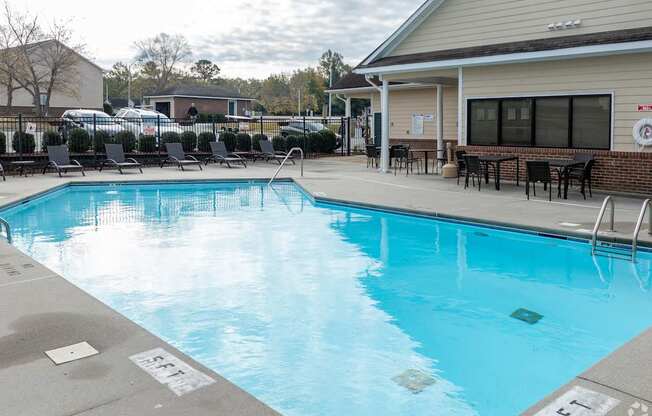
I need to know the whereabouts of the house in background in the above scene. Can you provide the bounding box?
[143,84,255,118]
[0,40,104,116]
[336,0,652,194]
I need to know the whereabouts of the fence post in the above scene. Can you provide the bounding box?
[340,117,344,157]
[157,115,161,159]
[93,113,97,167]
[212,116,216,138]
[346,116,351,156]
[17,113,23,161]
[302,115,307,155]
[259,115,264,137]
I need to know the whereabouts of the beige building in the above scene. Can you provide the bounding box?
[0,40,104,116]
[329,0,652,193]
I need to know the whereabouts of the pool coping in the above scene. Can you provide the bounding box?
[1,177,651,416]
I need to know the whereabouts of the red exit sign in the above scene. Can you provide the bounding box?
[638,104,652,112]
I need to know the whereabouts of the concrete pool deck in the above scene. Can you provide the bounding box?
[0,156,650,415]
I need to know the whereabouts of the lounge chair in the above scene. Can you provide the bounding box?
[205,142,247,168]
[100,143,143,174]
[160,143,203,171]
[44,145,85,177]
[259,140,295,165]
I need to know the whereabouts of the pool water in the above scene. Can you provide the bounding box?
[3,182,652,415]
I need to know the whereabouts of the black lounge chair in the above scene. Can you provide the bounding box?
[259,140,295,165]
[100,143,143,174]
[44,145,85,177]
[160,143,203,171]
[526,161,553,201]
[205,142,247,168]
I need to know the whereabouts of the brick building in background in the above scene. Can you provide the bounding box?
[144,85,255,119]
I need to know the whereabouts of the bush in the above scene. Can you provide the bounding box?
[197,113,227,123]
[220,131,237,152]
[285,135,302,152]
[0,132,6,154]
[103,102,113,116]
[41,130,63,151]
[138,135,156,153]
[12,131,36,154]
[93,130,112,152]
[271,135,286,152]
[114,130,136,153]
[160,131,180,144]
[67,128,91,153]
[198,132,215,152]
[252,133,267,151]
[307,132,323,154]
[180,131,197,152]
[319,129,338,153]
[236,133,251,151]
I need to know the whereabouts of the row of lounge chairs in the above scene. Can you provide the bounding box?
[38,141,294,177]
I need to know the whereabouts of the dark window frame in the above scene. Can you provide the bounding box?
[467,94,612,150]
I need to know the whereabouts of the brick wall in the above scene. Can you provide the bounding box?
[460,145,652,195]
[173,98,252,118]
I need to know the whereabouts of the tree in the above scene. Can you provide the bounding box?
[0,25,20,110]
[318,49,351,88]
[0,4,85,115]
[134,33,191,91]
[190,59,220,82]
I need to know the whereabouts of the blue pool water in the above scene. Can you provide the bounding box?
[2,181,652,415]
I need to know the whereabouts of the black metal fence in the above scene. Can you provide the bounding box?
[0,115,359,166]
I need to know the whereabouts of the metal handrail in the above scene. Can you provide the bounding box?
[632,199,652,261]
[268,147,304,185]
[0,217,12,244]
[591,196,615,255]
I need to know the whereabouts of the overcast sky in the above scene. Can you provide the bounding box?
[8,0,421,78]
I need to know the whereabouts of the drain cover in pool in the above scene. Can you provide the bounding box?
[511,308,543,324]
[391,369,436,394]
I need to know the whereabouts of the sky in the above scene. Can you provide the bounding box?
[8,0,422,78]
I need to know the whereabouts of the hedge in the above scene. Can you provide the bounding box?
[68,128,91,153]
[180,131,197,152]
[114,130,136,153]
[198,132,215,152]
[138,135,157,153]
[41,130,64,152]
[160,131,180,144]
[319,129,338,153]
[93,130,112,152]
[252,133,267,151]
[271,135,286,152]
[12,131,35,154]
[236,133,251,151]
[0,132,6,154]
[220,132,237,152]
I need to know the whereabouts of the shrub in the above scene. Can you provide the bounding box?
[103,102,114,116]
[319,129,338,153]
[285,134,302,152]
[67,128,91,153]
[114,130,136,153]
[160,131,180,145]
[271,135,286,152]
[307,132,323,154]
[12,131,36,154]
[198,132,215,152]
[180,131,197,152]
[197,113,227,123]
[93,130,112,152]
[252,133,267,151]
[236,133,251,151]
[41,130,63,151]
[0,132,6,154]
[220,131,237,152]
[138,135,157,153]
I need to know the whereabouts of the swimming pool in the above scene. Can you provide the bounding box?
[2,181,651,415]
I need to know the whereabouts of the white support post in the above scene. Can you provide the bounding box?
[380,78,390,173]
[345,97,352,118]
[436,84,444,171]
[457,66,464,146]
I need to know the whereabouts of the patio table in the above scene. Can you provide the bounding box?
[475,155,520,190]
[408,149,439,174]
[538,159,585,200]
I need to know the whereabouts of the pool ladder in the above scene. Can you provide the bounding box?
[268,147,304,185]
[0,217,12,244]
[591,196,652,261]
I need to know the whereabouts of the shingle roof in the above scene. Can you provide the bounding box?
[358,26,652,69]
[327,72,400,91]
[147,84,252,99]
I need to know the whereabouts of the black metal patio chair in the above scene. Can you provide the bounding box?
[365,144,379,168]
[568,158,596,199]
[526,161,553,201]
[393,146,422,176]
[455,150,467,185]
[463,155,484,190]
[160,143,203,171]
[44,146,85,177]
[100,143,143,174]
[205,142,247,168]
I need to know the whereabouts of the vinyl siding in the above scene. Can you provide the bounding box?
[461,52,652,151]
[391,0,652,57]
[370,87,458,141]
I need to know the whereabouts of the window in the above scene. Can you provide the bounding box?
[469,100,498,145]
[468,94,611,149]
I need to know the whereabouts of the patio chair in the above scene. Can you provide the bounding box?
[0,163,5,181]
[393,146,421,176]
[455,150,467,185]
[568,158,595,199]
[259,140,295,165]
[205,141,247,168]
[100,143,143,174]
[526,161,553,201]
[160,143,203,171]
[44,146,85,177]
[463,155,484,190]
[366,144,379,168]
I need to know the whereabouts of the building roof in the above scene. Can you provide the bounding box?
[326,73,402,92]
[1,39,105,73]
[358,26,652,70]
[145,84,254,100]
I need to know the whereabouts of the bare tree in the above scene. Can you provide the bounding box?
[134,33,192,91]
[0,25,21,110]
[0,3,85,115]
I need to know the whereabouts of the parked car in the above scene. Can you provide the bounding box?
[114,108,184,137]
[280,120,333,137]
[61,109,125,137]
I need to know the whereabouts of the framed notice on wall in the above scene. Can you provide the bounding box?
[412,114,425,136]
